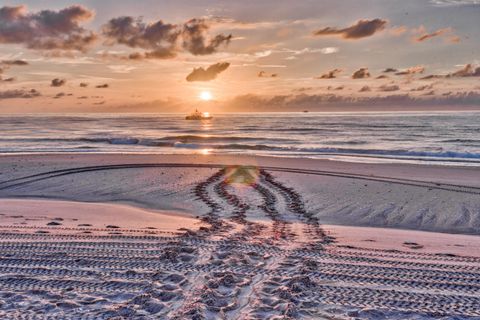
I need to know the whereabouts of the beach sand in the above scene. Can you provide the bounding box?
[0,154,479,318]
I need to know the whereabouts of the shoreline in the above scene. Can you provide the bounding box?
[2,153,480,235]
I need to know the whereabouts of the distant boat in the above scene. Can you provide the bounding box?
[185,109,212,120]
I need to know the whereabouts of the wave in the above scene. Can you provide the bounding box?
[3,135,480,161]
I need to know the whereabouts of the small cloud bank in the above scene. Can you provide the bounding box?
[0,89,40,99]
[51,78,66,87]
[258,71,278,78]
[352,68,370,79]
[313,19,387,39]
[186,62,230,82]
[413,26,459,43]
[0,5,96,52]
[102,17,232,59]
[317,68,342,79]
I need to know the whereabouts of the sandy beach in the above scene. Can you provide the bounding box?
[0,154,479,319]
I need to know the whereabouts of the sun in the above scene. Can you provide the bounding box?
[199,91,213,101]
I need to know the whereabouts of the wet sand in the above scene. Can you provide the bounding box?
[0,154,479,318]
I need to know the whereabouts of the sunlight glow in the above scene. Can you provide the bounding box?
[199,91,213,101]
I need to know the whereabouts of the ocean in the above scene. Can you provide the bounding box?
[1,112,480,166]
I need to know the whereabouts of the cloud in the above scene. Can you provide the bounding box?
[395,65,425,75]
[376,75,389,79]
[413,26,459,43]
[225,92,480,111]
[430,0,480,6]
[313,19,387,39]
[352,68,370,79]
[108,65,136,74]
[420,74,444,80]
[390,25,408,36]
[102,16,232,59]
[1,60,28,66]
[0,5,97,52]
[51,78,66,87]
[359,86,371,92]
[450,64,480,77]
[383,68,398,73]
[186,62,230,82]
[258,71,278,78]
[411,84,434,91]
[96,83,109,88]
[79,82,88,87]
[53,92,66,99]
[317,68,342,79]
[0,89,40,99]
[285,47,339,59]
[378,84,400,92]
[420,63,480,79]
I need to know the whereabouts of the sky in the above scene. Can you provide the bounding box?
[0,0,479,113]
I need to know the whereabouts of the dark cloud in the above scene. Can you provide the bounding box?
[77,96,88,99]
[334,85,345,90]
[378,84,400,92]
[0,89,40,99]
[258,71,278,78]
[79,82,88,87]
[376,75,389,79]
[383,68,398,73]
[1,60,28,66]
[352,68,370,79]
[0,5,97,52]
[359,86,371,92]
[2,77,15,82]
[53,92,65,99]
[182,19,232,55]
[96,83,109,88]
[102,17,232,59]
[186,62,230,82]
[420,74,444,80]
[313,19,387,39]
[317,68,342,79]
[51,78,66,87]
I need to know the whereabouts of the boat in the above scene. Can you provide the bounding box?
[185,109,212,120]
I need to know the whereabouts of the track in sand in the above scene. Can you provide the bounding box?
[0,164,479,319]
